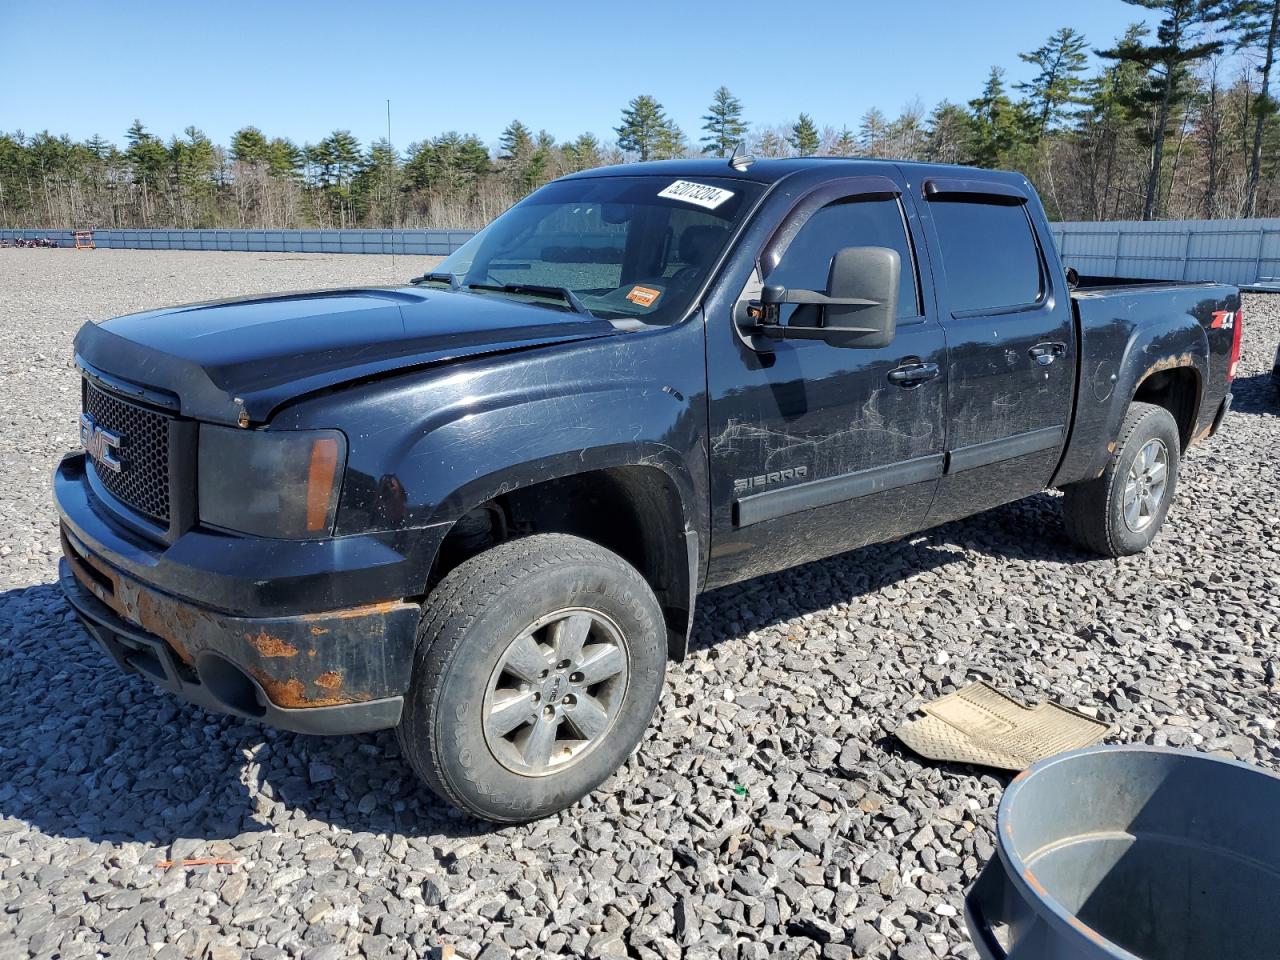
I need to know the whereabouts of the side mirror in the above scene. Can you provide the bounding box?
[750,246,900,349]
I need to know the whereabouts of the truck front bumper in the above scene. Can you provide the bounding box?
[55,453,426,735]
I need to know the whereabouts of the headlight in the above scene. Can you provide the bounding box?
[198,425,347,539]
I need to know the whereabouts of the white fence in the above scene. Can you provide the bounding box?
[1050,219,1280,288]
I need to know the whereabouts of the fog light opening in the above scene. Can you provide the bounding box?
[198,653,267,719]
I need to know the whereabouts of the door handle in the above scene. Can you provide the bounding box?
[1029,342,1067,366]
[887,361,940,387]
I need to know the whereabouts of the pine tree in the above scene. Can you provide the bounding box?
[859,108,889,156]
[886,103,927,159]
[525,130,556,190]
[968,68,1031,168]
[615,95,681,160]
[123,119,167,224]
[84,134,110,160]
[171,126,217,226]
[309,130,361,226]
[405,132,490,194]
[498,120,534,162]
[788,113,820,154]
[497,120,537,190]
[355,138,399,226]
[700,86,747,156]
[1231,0,1280,215]
[1097,0,1233,219]
[831,126,858,156]
[565,133,603,171]
[1017,27,1091,138]
[1077,24,1152,219]
[926,101,975,164]
[124,119,166,185]
[266,138,304,180]
[318,130,361,185]
[230,126,271,165]
[829,128,860,156]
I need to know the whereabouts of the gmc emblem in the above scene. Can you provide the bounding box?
[79,413,123,473]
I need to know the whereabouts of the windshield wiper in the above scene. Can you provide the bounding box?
[411,271,459,290]
[466,282,593,317]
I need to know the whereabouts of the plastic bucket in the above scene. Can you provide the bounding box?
[965,744,1280,959]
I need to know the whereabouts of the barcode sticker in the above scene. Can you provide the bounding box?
[657,180,735,210]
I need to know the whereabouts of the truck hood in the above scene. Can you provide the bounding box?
[74,287,617,425]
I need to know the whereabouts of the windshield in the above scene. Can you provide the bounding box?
[430,175,763,323]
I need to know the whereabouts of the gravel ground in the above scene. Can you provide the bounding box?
[1,248,1278,960]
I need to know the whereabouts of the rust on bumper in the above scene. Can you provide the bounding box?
[61,526,418,711]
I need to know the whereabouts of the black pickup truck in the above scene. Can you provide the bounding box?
[56,158,1242,821]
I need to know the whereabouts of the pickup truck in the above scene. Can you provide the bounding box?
[56,158,1241,821]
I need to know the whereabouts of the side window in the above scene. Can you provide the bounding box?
[929,200,1043,313]
[767,197,921,319]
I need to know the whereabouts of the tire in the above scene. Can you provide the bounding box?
[1061,401,1181,557]
[397,533,667,822]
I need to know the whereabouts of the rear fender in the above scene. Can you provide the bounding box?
[1053,312,1207,486]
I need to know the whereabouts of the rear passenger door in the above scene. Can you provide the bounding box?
[916,177,1075,525]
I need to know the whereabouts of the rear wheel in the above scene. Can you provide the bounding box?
[1061,401,1181,557]
[397,534,666,822]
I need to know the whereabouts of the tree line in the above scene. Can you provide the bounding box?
[3,0,1279,231]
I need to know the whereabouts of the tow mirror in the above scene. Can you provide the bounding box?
[749,246,900,349]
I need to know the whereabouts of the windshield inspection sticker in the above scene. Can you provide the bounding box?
[626,285,662,307]
[658,180,735,210]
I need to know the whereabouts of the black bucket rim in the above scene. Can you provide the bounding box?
[993,743,1280,959]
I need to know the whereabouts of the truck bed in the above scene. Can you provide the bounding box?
[1073,274,1225,293]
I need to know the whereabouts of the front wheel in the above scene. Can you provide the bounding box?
[1060,401,1181,557]
[397,534,667,822]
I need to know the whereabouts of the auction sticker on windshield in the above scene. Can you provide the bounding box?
[625,285,662,307]
[658,180,735,210]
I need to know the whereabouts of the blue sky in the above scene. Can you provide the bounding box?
[2,0,1167,152]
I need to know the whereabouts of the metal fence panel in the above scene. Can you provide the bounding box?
[1050,218,1280,287]
[0,227,476,256]
[13,220,1277,285]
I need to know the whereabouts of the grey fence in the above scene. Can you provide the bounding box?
[1050,218,1280,289]
[0,228,476,256]
[7,220,1280,288]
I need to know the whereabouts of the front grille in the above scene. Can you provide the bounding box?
[82,380,172,524]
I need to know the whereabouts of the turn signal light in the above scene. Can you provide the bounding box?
[306,437,341,533]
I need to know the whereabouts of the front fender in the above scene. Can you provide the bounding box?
[279,321,711,576]
[416,404,701,532]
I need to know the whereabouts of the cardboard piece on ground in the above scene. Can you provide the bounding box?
[896,681,1110,771]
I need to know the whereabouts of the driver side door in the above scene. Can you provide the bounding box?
[705,177,948,588]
